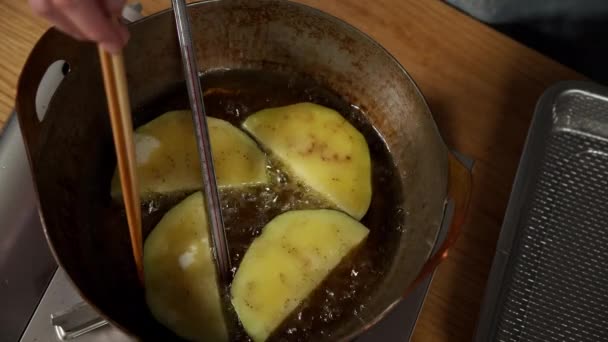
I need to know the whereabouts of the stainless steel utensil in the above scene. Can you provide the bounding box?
[170,0,232,286]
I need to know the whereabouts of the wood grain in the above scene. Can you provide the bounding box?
[0,0,583,341]
[0,1,49,128]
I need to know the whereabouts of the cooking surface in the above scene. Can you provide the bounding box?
[0,0,584,341]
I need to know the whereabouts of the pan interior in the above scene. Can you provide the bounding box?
[109,68,405,341]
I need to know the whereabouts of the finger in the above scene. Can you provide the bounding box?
[29,0,85,40]
[101,0,131,46]
[52,11,88,40]
[117,23,130,44]
[106,20,130,53]
[100,0,127,16]
[98,0,130,49]
[53,0,126,53]
[100,21,130,54]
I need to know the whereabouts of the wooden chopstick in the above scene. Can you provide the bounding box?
[98,47,144,284]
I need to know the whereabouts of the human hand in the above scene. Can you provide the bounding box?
[29,0,130,53]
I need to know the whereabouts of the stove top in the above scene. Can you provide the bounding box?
[18,243,445,342]
[16,210,453,342]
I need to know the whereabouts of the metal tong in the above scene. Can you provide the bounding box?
[171,0,232,285]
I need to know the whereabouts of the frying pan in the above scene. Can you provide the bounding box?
[15,0,471,340]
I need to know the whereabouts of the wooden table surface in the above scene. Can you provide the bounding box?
[0,0,583,341]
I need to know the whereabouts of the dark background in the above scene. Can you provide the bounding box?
[446,0,608,84]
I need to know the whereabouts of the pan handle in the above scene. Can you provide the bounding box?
[51,301,109,340]
[15,29,81,150]
[404,152,472,296]
[15,4,144,151]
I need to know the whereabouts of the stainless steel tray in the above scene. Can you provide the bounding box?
[474,80,608,342]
